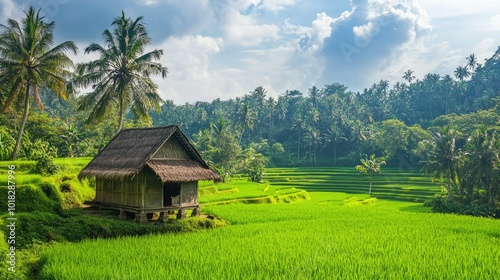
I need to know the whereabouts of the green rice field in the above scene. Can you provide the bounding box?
[264,167,442,202]
[37,167,500,279]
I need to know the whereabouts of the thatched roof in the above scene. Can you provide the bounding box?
[79,125,220,182]
[146,159,219,182]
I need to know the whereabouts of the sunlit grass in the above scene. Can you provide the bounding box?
[40,192,500,279]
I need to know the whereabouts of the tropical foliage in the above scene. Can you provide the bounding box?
[422,126,500,216]
[75,11,167,132]
[355,154,386,194]
[0,7,77,159]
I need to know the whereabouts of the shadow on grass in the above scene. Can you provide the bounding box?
[399,205,432,213]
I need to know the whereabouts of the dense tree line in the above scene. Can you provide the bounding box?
[150,48,500,168]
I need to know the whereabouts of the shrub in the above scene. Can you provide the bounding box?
[34,155,59,175]
[60,182,72,192]
[424,194,495,217]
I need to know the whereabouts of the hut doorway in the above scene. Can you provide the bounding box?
[163,182,181,206]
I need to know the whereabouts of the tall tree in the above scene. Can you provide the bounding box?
[76,11,167,132]
[355,154,386,195]
[303,127,321,165]
[234,102,255,143]
[422,128,464,199]
[466,128,499,206]
[466,53,479,72]
[323,124,346,165]
[454,66,470,81]
[0,7,77,159]
[402,69,416,84]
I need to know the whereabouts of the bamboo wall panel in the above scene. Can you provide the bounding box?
[145,169,162,208]
[95,180,103,202]
[181,182,197,205]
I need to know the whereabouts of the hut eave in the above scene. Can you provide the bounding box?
[146,159,221,182]
[78,169,139,180]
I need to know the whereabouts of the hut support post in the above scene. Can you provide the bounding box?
[177,209,186,219]
[119,209,127,220]
[159,211,169,222]
[136,210,147,223]
[191,206,201,217]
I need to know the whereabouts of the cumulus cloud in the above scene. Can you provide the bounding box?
[0,0,23,19]
[211,0,281,46]
[258,0,297,12]
[314,0,433,90]
[152,35,225,103]
[222,11,280,46]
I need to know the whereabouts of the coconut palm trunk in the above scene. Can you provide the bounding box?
[11,84,30,160]
[118,91,125,132]
[369,174,373,195]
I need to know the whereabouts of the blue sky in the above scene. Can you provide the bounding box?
[1,0,499,104]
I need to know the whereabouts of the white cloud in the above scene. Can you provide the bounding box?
[472,38,498,63]
[488,15,500,31]
[221,9,280,46]
[135,0,159,6]
[258,0,297,11]
[312,12,335,42]
[315,0,435,90]
[152,35,225,103]
[0,0,25,21]
[419,0,500,18]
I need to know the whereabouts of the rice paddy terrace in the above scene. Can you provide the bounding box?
[264,167,442,202]
[35,166,500,279]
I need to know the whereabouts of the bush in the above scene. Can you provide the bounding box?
[34,155,59,175]
[60,182,72,192]
[424,194,495,217]
[424,194,462,213]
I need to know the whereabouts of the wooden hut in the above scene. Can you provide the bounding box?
[79,125,220,222]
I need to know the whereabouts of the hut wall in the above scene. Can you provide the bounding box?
[181,182,198,205]
[122,176,141,207]
[144,169,163,208]
[95,177,143,207]
[95,179,103,202]
[102,179,113,203]
[152,137,190,159]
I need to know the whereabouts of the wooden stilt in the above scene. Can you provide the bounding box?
[177,209,186,219]
[136,210,148,223]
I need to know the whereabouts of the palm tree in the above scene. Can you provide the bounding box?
[355,154,386,195]
[291,114,306,161]
[466,53,479,72]
[234,102,255,143]
[466,128,499,206]
[454,66,470,81]
[275,95,288,130]
[402,69,416,84]
[323,124,347,166]
[308,86,320,108]
[422,128,464,199]
[0,7,77,159]
[303,127,322,165]
[76,11,167,132]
